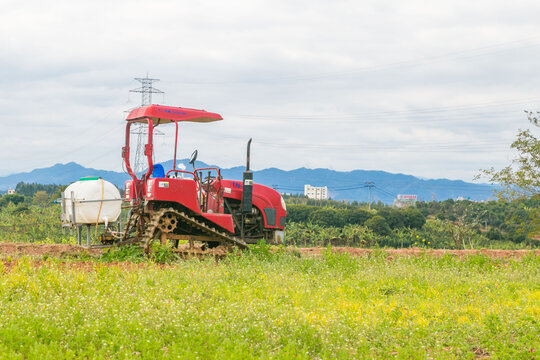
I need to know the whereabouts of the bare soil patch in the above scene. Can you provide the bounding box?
[297,247,539,259]
[0,242,103,257]
[0,242,237,260]
[0,242,537,260]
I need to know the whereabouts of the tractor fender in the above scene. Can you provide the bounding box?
[221,179,286,229]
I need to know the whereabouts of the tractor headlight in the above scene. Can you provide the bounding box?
[280,195,287,211]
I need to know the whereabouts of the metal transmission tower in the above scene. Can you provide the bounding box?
[129,76,164,173]
[130,76,164,106]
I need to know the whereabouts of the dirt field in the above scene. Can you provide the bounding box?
[298,247,540,259]
[0,242,538,259]
[0,259,153,272]
[0,242,103,257]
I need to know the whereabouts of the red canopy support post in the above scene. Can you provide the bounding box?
[143,117,154,184]
[173,120,179,172]
[123,121,141,202]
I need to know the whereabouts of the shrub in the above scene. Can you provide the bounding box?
[102,245,145,263]
[402,208,426,229]
[0,194,25,208]
[342,208,372,225]
[309,207,345,227]
[286,204,317,223]
[376,208,404,229]
[486,228,503,241]
[150,243,178,264]
[365,215,391,236]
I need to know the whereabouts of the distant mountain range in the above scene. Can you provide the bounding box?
[0,161,498,204]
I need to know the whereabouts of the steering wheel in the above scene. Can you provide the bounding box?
[202,175,217,191]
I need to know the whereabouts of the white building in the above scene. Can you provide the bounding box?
[304,185,328,200]
[7,188,15,195]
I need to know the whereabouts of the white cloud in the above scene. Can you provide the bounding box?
[0,0,539,181]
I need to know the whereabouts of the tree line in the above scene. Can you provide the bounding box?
[287,204,425,235]
[284,196,538,247]
[0,182,64,210]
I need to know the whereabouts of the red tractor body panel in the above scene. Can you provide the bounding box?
[200,213,235,233]
[145,178,202,214]
[221,179,286,230]
[125,176,286,233]
[126,177,235,233]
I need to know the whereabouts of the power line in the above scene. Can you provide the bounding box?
[374,186,398,199]
[227,96,540,124]
[177,37,540,85]
[272,182,497,199]
[254,140,512,153]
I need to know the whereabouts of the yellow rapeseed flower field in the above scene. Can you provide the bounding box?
[0,250,537,359]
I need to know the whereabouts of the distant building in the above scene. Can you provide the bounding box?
[7,188,15,195]
[304,185,328,200]
[394,194,417,208]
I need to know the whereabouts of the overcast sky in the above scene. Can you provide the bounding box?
[1,0,539,181]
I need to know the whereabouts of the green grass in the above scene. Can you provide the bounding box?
[0,251,538,359]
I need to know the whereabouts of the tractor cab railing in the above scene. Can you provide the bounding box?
[165,169,197,179]
[162,167,223,213]
[194,167,221,179]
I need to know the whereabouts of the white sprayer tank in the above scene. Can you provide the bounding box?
[64,177,122,225]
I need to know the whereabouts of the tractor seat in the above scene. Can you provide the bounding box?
[152,164,165,178]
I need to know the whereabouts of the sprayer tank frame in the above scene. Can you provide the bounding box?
[62,178,122,226]
[60,178,123,246]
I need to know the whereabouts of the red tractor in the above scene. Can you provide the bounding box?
[115,104,286,251]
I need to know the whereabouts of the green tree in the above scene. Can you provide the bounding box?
[376,208,404,229]
[365,215,391,236]
[478,114,540,241]
[402,208,426,229]
[286,204,317,223]
[32,191,49,205]
[0,194,25,208]
[51,185,68,202]
[15,182,61,197]
[342,208,372,225]
[309,207,345,227]
[478,114,539,199]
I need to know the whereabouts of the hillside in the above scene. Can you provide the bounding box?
[0,161,497,203]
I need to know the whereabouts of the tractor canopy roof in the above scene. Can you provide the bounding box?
[126,104,223,124]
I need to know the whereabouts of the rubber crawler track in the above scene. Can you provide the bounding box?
[140,207,248,252]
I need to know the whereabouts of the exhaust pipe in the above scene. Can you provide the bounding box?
[241,138,253,213]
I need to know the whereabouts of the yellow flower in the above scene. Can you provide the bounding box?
[422,239,425,242]
[416,235,419,239]
[428,242,430,245]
